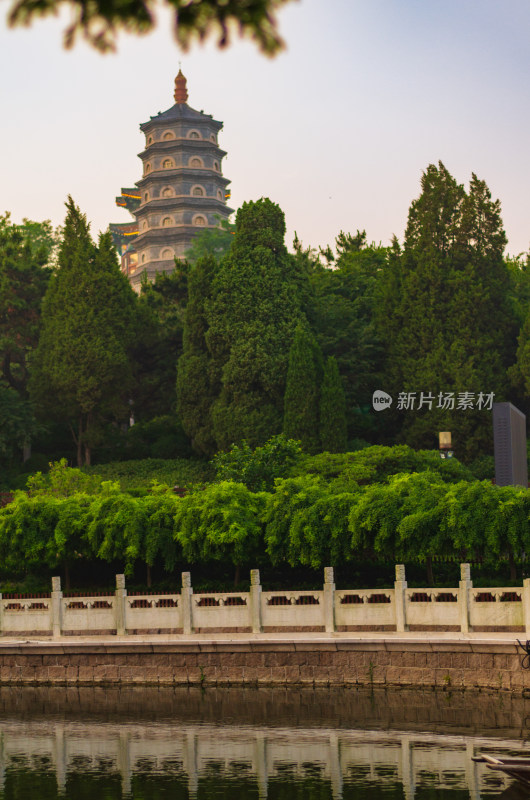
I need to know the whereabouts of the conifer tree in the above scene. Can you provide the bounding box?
[0,214,51,397]
[176,254,217,454]
[30,198,137,466]
[379,163,515,460]
[0,215,53,462]
[134,265,189,421]
[283,322,321,453]
[319,356,347,453]
[309,231,387,441]
[207,198,303,450]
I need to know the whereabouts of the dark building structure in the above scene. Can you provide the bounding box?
[493,402,528,487]
[111,70,233,290]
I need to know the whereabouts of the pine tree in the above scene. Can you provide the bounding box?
[310,232,387,441]
[0,214,51,397]
[319,356,347,453]
[134,265,189,421]
[176,254,218,454]
[30,198,137,466]
[510,313,530,401]
[283,322,321,453]
[379,163,516,460]
[207,198,303,450]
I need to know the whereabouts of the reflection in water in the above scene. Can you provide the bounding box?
[0,687,529,798]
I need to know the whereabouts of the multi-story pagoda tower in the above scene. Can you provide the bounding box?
[111,70,233,290]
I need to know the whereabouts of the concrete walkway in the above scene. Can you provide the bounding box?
[0,628,525,647]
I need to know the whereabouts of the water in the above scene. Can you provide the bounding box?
[0,686,530,798]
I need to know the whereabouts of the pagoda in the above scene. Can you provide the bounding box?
[111,70,233,290]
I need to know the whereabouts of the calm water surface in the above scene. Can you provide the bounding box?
[1,685,530,799]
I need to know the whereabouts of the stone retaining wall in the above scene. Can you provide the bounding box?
[0,637,527,691]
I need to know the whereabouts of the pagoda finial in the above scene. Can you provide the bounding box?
[174,69,188,104]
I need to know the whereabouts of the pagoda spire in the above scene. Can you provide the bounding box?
[174,69,188,104]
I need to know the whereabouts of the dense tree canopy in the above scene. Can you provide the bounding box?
[3,161,530,590]
[212,434,302,491]
[1,447,528,590]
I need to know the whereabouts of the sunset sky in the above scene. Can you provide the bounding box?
[1,0,529,255]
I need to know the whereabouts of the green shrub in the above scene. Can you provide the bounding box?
[84,457,213,491]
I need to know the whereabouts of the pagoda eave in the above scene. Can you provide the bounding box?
[140,112,223,134]
[138,143,227,159]
[136,198,233,214]
[134,224,226,247]
[135,173,231,189]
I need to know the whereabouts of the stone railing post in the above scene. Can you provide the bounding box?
[459,563,472,633]
[51,576,63,637]
[181,571,193,635]
[249,569,262,633]
[115,574,127,636]
[523,578,530,635]
[394,564,408,633]
[323,567,335,633]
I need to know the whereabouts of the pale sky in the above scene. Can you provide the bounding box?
[1,0,530,256]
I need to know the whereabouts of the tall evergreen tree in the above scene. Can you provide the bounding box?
[309,232,387,441]
[379,163,516,460]
[185,217,236,264]
[0,214,52,397]
[0,215,54,463]
[134,265,188,421]
[176,254,218,454]
[206,198,303,450]
[510,312,530,403]
[319,356,347,453]
[30,198,137,466]
[283,322,322,453]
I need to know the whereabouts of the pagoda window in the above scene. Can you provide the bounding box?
[141,254,146,263]
[217,189,223,201]
[161,248,174,259]
[162,130,175,140]
[162,187,174,198]
[147,136,153,146]
[143,192,149,202]
[162,158,174,169]
[193,215,207,226]
[162,217,172,227]
[192,186,205,197]
[190,157,203,168]
[144,163,152,174]
[142,221,148,230]
[187,130,201,139]
[210,134,216,143]
[213,160,220,171]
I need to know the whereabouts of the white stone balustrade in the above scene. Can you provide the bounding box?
[0,564,528,637]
